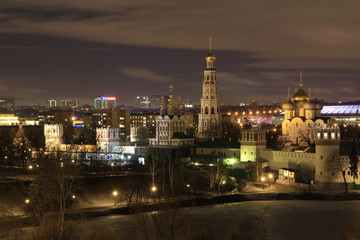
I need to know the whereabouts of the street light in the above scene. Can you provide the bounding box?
[25,199,30,204]
[261,177,266,189]
[151,186,157,192]
[112,190,118,205]
[268,173,273,192]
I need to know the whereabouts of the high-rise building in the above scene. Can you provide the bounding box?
[94,96,116,109]
[61,99,79,108]
[135,95,164,109]
[149,95,163,109]
[197,38,221,138]
[47,99,57,108]
[135,96,150,108]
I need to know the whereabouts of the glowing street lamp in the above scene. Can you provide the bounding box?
[151,186,157,192]
[25,199,30,204]
[268,173,273,192]
[112,190,118,205]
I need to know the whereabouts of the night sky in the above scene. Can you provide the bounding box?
[1,1,360,106]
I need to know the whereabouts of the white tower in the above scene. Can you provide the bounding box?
[197,38,221,138]
[44,124,63,150]
[240,128,266,162]
[314,126,340,183]
[96,128,120,153]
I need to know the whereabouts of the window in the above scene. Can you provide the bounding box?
[320,172,322,175]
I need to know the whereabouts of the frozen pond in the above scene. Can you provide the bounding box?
[81,200,360,240]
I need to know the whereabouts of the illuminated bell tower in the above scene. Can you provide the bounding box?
[197,38,221,138]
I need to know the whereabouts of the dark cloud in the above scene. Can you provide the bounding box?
[0,1,359,105]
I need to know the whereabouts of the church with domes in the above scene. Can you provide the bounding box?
[282,71,328,147]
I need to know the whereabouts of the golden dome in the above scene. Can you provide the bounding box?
[314,99,323,110]
[205,52,216,61]
[282,100,296,110]
[292,88,310,103]
[303,100,317,110]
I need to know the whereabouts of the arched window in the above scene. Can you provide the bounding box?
[207,75,209,80]
[205,107,209,114]
[211,107,215,114]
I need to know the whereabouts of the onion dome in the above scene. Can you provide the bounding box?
[314,99,323,110]
[292,88,310,103]
[205,52,216,61]
[282,100,296,110]
[303,100,317,110]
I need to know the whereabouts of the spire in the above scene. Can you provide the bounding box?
[299,70,304,89]
[160,95,165,115]
[209,37,212,54]
[169,84,173,95]
[287,87,290,99]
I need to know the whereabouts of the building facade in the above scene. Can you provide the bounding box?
[149,85,194,147]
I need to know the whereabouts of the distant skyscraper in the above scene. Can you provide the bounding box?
[197,38,221,138]
[135,96,150,108]
[149,95,163,109]
[94,96,117,109]
[135,95,164,109]
[48,99,57,107]
[61,99,79,108]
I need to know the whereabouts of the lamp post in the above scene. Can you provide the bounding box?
[151,186,157,202]
[112,190,118,206]
[261,176,266,189]
[268,173,273,193]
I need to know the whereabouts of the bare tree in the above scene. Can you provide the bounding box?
[327,156,350,193]
[27,149,82,240]
[148,153,160,190]
[298,125,315,149]
[209,158,228,195]
[349,140,359,184]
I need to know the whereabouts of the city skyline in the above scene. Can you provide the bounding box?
[1,1,360,106]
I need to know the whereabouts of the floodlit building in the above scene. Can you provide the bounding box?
[197,38,221,138]
[44,124,123,161]
[237,73,360,188]
[149,84,194,147]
